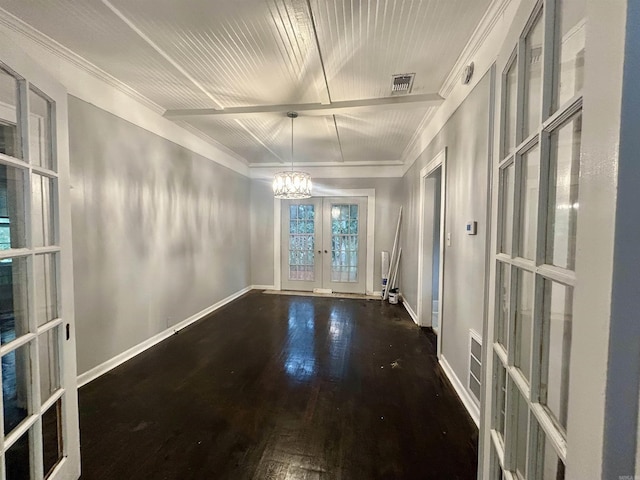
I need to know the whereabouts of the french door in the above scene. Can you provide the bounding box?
[482,0,584,478]
[0,35,80,479]
[281,197,367,294]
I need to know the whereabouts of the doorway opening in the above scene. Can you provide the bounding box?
[417,149,446,352]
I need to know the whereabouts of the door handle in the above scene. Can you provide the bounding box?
[324,250,328,254]
[318,250,322,254]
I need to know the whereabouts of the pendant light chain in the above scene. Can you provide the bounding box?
[272,111,312,199]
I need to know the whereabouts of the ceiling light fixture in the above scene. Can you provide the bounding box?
[273,112,312,199]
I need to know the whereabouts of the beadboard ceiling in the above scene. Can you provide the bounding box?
[0,0,492,166]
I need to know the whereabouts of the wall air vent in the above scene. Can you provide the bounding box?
[468,330,482,404]
[391,73,415,95]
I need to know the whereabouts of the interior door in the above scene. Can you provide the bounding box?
[281,198,323,292]
[481,0,585,477]
[281,197,367,294]
[0,35,80,480]
[322,197,367,294]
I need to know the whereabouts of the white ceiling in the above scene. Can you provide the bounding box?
[0,0,493,166]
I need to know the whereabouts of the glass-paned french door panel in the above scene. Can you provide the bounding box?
[514,269,534,383]
[0,42,79,479]
[540,279,572,431]
[322,197,367,295]
[288,204,316,281]
[0,68,21,159]
[499,163,515,254]
[503,56,518,156]
[496,262,510,349]
[329,204,359,283]
[524,10,544,138]
[518,145,540,261]
[28,88,53,171]
[281,198,323,292]
[282,197,367,294]
[552,0,585,112]
[545,114,581,270]
[485,0,584,477]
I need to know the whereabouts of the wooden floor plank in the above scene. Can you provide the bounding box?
[78,291,478,479]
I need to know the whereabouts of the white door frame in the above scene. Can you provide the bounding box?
[417,148,446,357]
[274,188,375,295]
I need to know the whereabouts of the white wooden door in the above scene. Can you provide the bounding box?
[0,33,80,480]
[281,197,367,294]
[481,0,585,478]
[280,198,323,292]
[321,197,367,294]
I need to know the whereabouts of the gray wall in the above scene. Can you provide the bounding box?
[401,72,492,386]
[69,97,251,375]
[250,176,402,290]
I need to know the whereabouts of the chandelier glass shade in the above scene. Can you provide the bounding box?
[273,171,312,199]
[273,112,312,199]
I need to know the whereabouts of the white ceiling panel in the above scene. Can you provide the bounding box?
[0,0,218,110]
[311,0,492,101]
[187,113,342,164]
[336,107,433,162]
[105,0,326,108]
[0,0,494,166]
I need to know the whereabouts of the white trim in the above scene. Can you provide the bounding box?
[77,286,253,387]
[251,164,404,179]
[401,296,419,325]
[402,0,521,173]
[0,10,250,177]
[416,148,447,361]
[440,354,481,427]
[250,160,404,168]
[274,196,281,290]
[416,148,447,329]
[274,188,376,295]
[253,284,277,291]
[0,8,163,114]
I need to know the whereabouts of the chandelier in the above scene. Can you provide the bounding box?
[273,112,312,199]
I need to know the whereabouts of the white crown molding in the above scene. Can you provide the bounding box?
[401,0,519,174]
[0,8,251,177]
[0,8,164,115]
[439,0,513,99]
[249,164,404,179]
[249,160,404,168]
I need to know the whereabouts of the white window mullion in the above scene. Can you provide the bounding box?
[25,77,45,480]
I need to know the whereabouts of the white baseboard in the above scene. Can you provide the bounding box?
[252,284,276,290]
[77,285,253,387]
[400,295,419,325]
[439,354,480,427]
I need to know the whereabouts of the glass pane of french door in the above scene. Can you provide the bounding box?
[0,43,79,480]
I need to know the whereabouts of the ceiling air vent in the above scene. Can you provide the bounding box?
[391,73,415,95]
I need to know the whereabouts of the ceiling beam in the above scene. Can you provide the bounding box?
[163,93,444,119]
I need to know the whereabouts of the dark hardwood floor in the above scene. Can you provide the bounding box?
[78,291,478,479]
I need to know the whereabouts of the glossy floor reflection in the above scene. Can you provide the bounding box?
[79,291,478,479]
